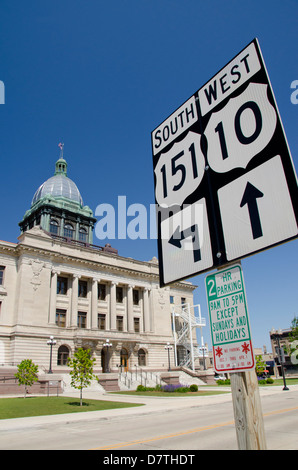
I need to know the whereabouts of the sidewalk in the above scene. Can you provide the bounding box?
[0,384,297,433]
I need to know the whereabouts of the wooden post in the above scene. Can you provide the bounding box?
[230,369,267,450]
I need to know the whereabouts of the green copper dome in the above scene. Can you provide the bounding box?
[19,148,96,243]
[31,157,83,207]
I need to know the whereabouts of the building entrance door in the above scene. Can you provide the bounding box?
[120,348,129,372]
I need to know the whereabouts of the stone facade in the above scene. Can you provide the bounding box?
[0,226,197,372]
[0,151,199,374]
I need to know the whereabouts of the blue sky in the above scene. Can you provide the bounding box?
[0,0,297,352]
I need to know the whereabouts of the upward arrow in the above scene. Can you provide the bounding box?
[240,182,264,239]
[169,225,201,263]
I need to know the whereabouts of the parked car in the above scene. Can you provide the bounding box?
[214,374,226,381]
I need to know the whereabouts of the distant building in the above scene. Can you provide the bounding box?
[0,152,199,373]
[270,328,298,376]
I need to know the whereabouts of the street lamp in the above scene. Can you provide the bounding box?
[165,342,173,371]
[47,336,56,374]
[103,339,112,373]
[270,328,289,391]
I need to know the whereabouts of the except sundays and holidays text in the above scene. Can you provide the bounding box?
[210,293,247,342]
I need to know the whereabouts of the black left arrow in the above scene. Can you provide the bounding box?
[240,182,264,239]
[169,225,201,262]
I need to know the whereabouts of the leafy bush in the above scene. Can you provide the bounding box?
[258,379,267,384]
[266,377,274,384]
[136,385,146,392]
[216,379,230,385]
[190,384,198,392]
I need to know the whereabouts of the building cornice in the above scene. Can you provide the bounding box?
[1,230,197,291]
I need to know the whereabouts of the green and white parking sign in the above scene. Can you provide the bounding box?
[205,264,255,373]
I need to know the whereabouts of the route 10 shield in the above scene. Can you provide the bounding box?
[151,38,298,287]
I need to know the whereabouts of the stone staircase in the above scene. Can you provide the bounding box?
[97,373,120,392]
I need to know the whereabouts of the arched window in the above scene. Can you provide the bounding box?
[64,223,74,239]
[57,345,70,366]
[79,227,88,242]
[49,219,59,235]
[138,348,146,366]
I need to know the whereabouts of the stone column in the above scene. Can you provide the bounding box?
[49,270,58,324]
[127,284,134,332]
[143,287,151,332]
[75,220,80,242]
[91,278,99,329]
[60,212,65,237]
[110,281,117,330]
[71,274,80,327]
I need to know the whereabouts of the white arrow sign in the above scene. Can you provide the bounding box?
[218,155,297,260]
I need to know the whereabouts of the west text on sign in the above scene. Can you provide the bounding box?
[199,41,261,115]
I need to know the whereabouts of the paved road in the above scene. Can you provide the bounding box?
[0,385,297,451]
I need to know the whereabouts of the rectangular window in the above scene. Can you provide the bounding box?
[116,315,123,331]
[78,280,88,298]
[134,317,140,333]
[133,289,139,306]
[56,309,66,328]
[98,314,106,330]
[98,284,106,301]
[116,286,123,303]
[181,297,186,305]
[57,276,68,295]
[78,311,87,328]
[0,266,5,285]
[170,295,174,304]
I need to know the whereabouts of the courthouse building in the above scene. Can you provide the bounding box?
[0,153,199,373]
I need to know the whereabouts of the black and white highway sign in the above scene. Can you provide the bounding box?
[151,38,298,287]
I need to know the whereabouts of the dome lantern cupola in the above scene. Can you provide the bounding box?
[54,157,68,176]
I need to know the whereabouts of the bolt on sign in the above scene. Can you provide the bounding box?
[151,38,298,287]
[205,264,254,373]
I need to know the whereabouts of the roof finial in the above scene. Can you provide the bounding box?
[58,142,64,159]
[55,143,67,176]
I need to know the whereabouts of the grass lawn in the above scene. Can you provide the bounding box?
[0,397,143,420]
[258,377,298,386]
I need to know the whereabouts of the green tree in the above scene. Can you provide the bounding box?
[67,348,96,406]
[289,316,298,344]
[288,316,298,363]
[255,355,266,377]
[15,359,39,398]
